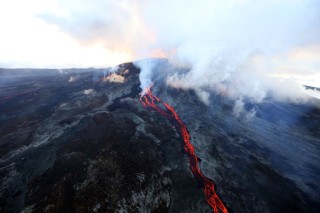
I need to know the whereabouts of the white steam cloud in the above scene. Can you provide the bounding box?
[4,0,319,103]
[143,0,320,103]
[134,59,157,94]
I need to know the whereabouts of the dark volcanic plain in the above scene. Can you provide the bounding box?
[0,61,319,213]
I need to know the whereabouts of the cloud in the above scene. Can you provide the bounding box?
[1,0,319,103]
[142,0,320,102]
[0,0,133,68]
[233,98,255,119]
[39,0,152,58]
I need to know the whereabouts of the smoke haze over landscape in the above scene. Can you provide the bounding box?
[1,2,320,212]
[1,0,320,102]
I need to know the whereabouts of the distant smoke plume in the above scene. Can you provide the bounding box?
[39,0,320,102]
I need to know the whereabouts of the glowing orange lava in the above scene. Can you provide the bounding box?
[140,86,228,213]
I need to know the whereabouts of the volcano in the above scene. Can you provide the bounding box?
[0,60,319,213]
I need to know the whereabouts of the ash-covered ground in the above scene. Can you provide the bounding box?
[0,61,319,212]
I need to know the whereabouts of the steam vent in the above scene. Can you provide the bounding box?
[1,60,320,213]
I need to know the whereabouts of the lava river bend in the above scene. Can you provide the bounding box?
[140,87,228,213]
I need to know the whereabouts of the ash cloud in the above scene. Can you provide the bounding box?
[39,0,320,103]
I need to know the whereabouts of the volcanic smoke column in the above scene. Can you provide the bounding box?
[140,86,228,213]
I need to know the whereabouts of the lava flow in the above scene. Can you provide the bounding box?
[140,87,228,213]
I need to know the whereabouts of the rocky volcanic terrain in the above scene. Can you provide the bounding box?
[0,61,319,212]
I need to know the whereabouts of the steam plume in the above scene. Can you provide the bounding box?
[142,0,320,102]
[134,59,157,95]
[6,0,320,102]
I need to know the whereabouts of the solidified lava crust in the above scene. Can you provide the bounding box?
[140,86,228,213]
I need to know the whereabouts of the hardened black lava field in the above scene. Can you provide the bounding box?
[0,61,319,212]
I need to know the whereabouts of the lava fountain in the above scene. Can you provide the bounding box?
[140,86,228,213]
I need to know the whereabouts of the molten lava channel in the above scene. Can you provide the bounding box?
[140,87,228,213]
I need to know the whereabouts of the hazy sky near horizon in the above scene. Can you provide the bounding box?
[0,0,319,91]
